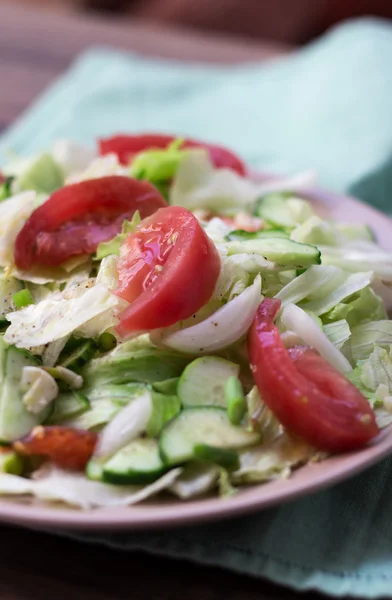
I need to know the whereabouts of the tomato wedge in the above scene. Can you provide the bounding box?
[115,206,221,335]
[14,426,97,471]
[248,298,379,452]
[98,133,246,176]
[14,175,167,269]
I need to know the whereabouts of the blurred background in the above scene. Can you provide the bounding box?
[11,0,392,44]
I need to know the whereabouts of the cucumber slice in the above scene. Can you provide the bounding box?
[225,229,289,241]
[103,439,166,484]
[46,391,90,424]
[225,237,320,269]
[152,378,179,394]
[178,356,239,408]
[60,339,97,372]
[86,459,104,481]
[159,407,261,466]
[0,342,50,442]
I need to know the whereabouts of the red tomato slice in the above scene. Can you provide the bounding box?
[14,176,167,269]
[14,426,97,471]
[247,298,379,452]
[115,205,221,335]
[98,133,246,176]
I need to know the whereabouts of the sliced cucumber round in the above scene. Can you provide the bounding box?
[102,438,166,484]
[178,356,239,408]
[225,229,288,241]
[159,407,261,466]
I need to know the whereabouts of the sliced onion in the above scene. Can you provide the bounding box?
[160,275,262,354]
[94,390,152,459]
[281,303,352,374]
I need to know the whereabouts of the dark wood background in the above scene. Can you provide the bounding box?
[0,4,371,598]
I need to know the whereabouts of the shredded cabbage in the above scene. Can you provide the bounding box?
[5,281,118,348]
[0,466,181,508]
[0,191,36,267]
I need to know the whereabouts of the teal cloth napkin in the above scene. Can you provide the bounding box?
[2,17,392,598]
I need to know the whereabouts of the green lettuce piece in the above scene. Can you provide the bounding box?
[214,255,250,302]
[344,320,392,363]
[275,265,345,308]
[169,463,220,499]
[146,392,181,438]
[7,153,64,194]
[232,432,322,484]
[360,346,392,392]
[291,216,374,246]
[95,212,141,260]
[319,245,392,282]
[347,347,392,432]
[255,193,314,229]
[323,319,351,349]
[63,383,146,430]
[129,138,190,188]
[82,343,190,387]
[299,271,373,316]
[322,285,386,327]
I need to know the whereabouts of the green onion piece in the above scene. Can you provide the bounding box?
[12,289,34,310]
[225,376,246,425]
[98,332,117,352]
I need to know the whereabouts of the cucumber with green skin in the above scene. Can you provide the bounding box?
[225,229,289,241]
[225,237,321,270]
[178,356,239,408]
[0,339,51,442]
[159,407,261,466]
[102,439,167,484]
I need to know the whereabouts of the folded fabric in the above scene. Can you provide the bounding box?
[2,16,392,597]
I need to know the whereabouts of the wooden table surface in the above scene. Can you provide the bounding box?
[0,4,348,600]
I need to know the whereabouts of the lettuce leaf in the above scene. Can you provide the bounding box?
[0,466,181,508]
[232,433,322,484]
[322,285,386,327]
[347,346,392,428]
[169,463,220,499]
[170,152,316,214]
[320,244,392,281]
[4,153,63,195]
[275,265,344,307]
[95,213,141,260]
[342,320,392,362]
[5,280,118,348]
[291,216,374,246]
[0,191,36,268]
[129,138,190,187]
[323,320,351,349]
[299,271,373,316]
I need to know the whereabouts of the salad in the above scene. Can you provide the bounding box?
[0,133,390,509]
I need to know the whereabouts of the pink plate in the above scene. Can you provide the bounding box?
[1,182,392,531]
